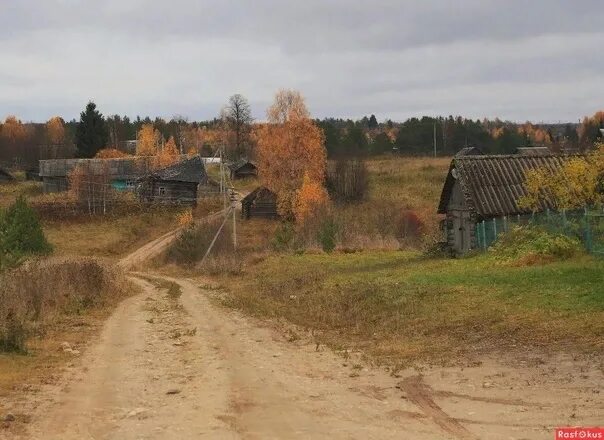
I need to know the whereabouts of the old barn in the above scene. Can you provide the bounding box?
[228,159,257,180]
[241,186,278,219]
[437,154,575,255]
[137,155,207,206]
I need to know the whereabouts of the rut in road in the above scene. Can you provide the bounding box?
[24,275,440,439]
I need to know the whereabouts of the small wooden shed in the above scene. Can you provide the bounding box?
[437,154,575,255]
[241,186,278,219]
[228,160,257,180]
[137,156,207,206]
[0,168,16,183]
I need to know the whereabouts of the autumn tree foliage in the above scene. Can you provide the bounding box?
[154,136,179,168]
[520,143,604,211]
[578,111,604,150]
[45,116,66,145]
[136,124,163,156]
[256,89,327,218]
[68,163,113,215]
[95,148,130,159]
[294,174,330,225]
[0,116,27,148]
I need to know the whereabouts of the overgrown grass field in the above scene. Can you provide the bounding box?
[220,251,604,366]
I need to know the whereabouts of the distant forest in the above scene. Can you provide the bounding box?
[1,102,603,168]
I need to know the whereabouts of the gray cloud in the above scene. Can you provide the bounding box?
[0,0,603,122]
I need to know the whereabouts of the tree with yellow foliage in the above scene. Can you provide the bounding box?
[155,136,179,169]
[256,89,327,218]
[46,116,65,145]
[136,124,162,156]
[520,143,604,211]
[95,148,130,159]
[0,115,27,147]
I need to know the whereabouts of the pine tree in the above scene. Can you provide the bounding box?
[1,196,52,258]
[368,114,378,129]
[76,101,109,158]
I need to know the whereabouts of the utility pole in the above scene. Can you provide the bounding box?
[229,187,237,250]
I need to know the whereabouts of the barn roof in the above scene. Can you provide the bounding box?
[437,154,578,218]
[515,146,551,156]
[0,167,16,181]
[227,159,256,172]
[241,186,276,204]
[150,155,207,183]
[455,146,484,156]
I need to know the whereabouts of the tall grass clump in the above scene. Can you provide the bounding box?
[0,258,129,352]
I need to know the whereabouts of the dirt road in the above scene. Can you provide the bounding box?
[15,274,601,440]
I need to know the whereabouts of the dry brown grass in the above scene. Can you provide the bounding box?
[43,210,181,259]
[0,258,132,352]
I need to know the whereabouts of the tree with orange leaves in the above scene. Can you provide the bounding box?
[256,89,327,218]
[294,173,330,225]
[155,136,179,168]
[46,116,65,145]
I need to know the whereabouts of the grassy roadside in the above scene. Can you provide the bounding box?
[217,251,604,367]
[0,259,137,434]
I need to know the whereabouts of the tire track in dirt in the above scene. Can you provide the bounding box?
[400,375,480,439]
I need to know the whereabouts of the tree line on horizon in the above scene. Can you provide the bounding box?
[1,96,603,167]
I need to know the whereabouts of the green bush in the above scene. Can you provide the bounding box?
[0,196,52,271]
[271,222,297,251]
[490,225,582,263]
[317,218,338,253]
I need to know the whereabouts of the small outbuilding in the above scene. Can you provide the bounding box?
[228,159,257,180]
[137,156,208,206]
[0,168,16,183]
[241,186,278,219]
[455,146,484,157]
[437,154,575,255]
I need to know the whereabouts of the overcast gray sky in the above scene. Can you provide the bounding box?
[1,0,603,123]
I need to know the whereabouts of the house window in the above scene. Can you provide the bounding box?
[125,179,135,189]
[158,187,166,196]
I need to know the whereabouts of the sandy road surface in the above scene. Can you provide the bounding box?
[14,274,602,440]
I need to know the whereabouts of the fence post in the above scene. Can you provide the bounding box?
[503,215,508,232]
[481,220,487,250]
[493,217,497,239]
[584,207,592,253]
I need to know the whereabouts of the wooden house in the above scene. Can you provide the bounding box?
[137,156,207,206]
[228,160,257,180]
[241,186,278,219]
[437,154,575,255]
[0,167,15,183]
[39,157,155,193]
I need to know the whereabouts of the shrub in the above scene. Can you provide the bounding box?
[0,258,128,352]
[326,158,369,202]
[317,218,338,253]
[166,218,232,266]
[396,210,424,244]
[272,222,296,251]
[490,226,582,264]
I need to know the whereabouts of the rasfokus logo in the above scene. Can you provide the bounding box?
[555,428,604,439]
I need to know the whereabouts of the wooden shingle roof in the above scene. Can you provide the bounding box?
[437,154,578,218]
[150,155,207,183]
